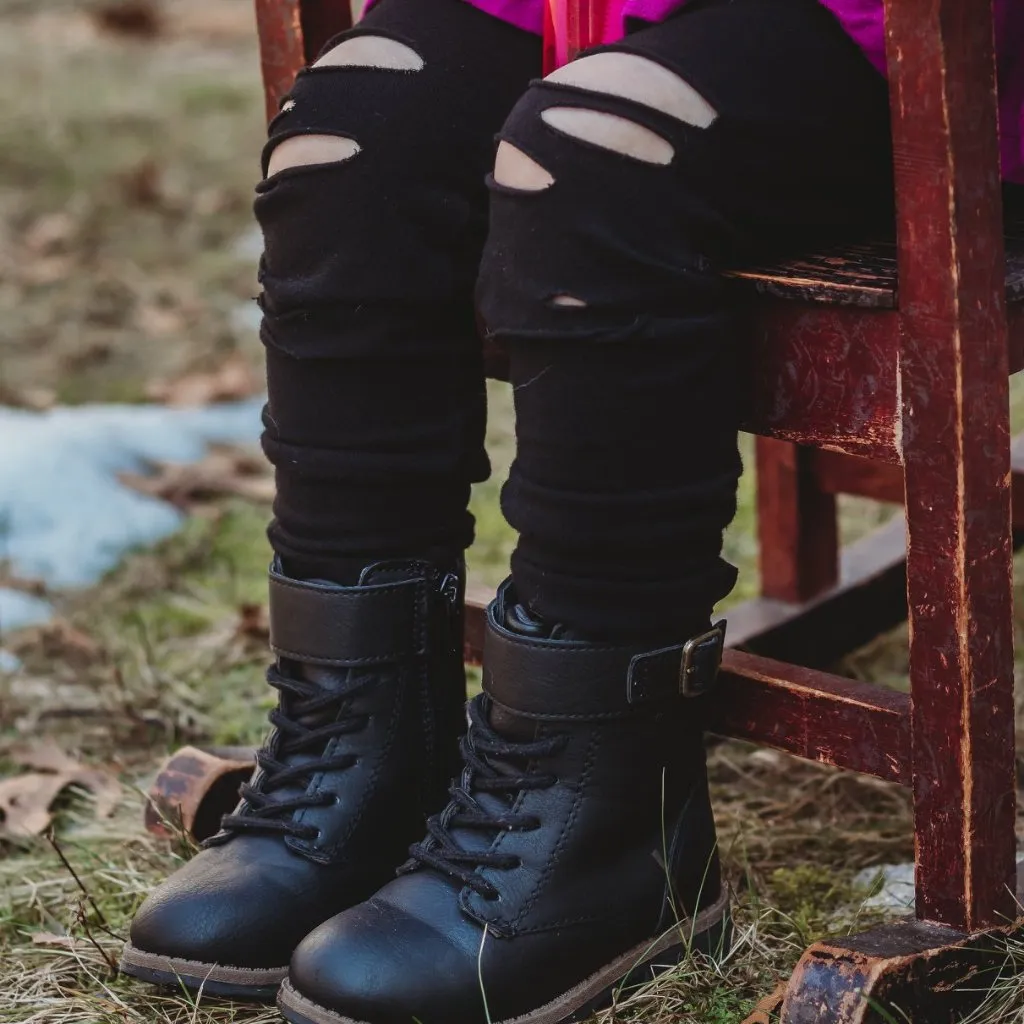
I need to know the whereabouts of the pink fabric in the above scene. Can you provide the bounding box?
[447,0,1024,184]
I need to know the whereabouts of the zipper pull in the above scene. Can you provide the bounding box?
[438,571,460,606]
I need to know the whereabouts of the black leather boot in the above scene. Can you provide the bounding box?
[120,557,466,1000]
[279,578,730,1024]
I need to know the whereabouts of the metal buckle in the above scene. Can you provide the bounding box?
[678,623,725,697]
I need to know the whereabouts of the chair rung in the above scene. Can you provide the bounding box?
[711,650,911,785]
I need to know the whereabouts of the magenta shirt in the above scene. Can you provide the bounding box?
[457,0,1024,184]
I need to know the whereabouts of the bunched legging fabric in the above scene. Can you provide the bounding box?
[256,0,893,642]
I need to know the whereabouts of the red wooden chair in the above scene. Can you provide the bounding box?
[248,1,1024,1017]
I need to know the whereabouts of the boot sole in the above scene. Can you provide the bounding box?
[277,890,731,1024]
[119,941,287,1002]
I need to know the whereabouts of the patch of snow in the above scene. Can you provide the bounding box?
[232,225,264,262]
[0,399,264,630]
[0,649,23,673]
[0,589,54,632]
[854,862,915,912]
[231,300,263,336]
[855,853,1024,913]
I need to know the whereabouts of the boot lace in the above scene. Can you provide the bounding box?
[219,664,371,840]
[404,696,567,898]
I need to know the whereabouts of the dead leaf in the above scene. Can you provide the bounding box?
[172,7,253,42]
[0,385,56,411]
[20,255,74,288]
[119,159,163,207]
[31,931,80,949]
[0,573,47,597]
[741,983,787,1024]
[119,445,275,510]
[0,774,70,837]
[146,352,259,407]
[136,303,185,337]
[90,0,163,39]
[236,603,269,640]
[22,619,104,668]
[0,741,120,838]
[23,212,77,256]
[19,388,57,411]
[192,186,238,218]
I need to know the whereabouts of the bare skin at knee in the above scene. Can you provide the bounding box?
[266,134,361,177]
[547,52,717,128]
[493,141,554,190]
[268,36,423,176]
[314,35,424,71]
[542,107,674,164]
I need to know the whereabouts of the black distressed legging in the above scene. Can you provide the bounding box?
[256,0,893,642]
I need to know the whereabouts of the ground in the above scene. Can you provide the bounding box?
[1,3,1023,1022]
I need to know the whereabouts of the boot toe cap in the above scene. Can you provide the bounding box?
[129,842,302,969]
[287,897,480,1024]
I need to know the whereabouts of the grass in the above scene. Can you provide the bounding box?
[0,0,265,407]
[1,2,1024,1022]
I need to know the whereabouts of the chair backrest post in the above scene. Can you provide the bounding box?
[255,0,352,122]
[883,0,1017,931]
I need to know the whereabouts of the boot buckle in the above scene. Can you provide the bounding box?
[679,622,726,697]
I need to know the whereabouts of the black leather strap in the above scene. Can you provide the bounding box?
[627,627,726,702]
[482,591,724,718]
[268,565,426,666]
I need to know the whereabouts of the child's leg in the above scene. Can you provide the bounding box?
[259,0,540,584]
[485,0,894,643]
[121,0,540,998]
[282,3,894,1024]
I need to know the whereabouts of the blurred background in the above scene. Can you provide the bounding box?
[0,3,1019,1022]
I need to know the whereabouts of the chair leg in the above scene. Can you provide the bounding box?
[903,444,1017,931]
[769,426,1020,1019]
[776,917,1021,1024]
[756,437,838,603]
[255,0,307,121]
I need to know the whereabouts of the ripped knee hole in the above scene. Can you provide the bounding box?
[542,107,674,164]
[547,53,717,128]
[492,108,672,188]
[266,35,424,176]
[266,134,361,177]
[493,142,554,191]
[491,52,720,181]
[314,35,424,71]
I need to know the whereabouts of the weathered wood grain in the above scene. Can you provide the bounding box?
[741,305,901,461]
[725,195,1024,309]
[712,651,911,785]
[255,0,306,123]
[813,440,1024,532]
[756,437,838,603]
[780,917,1018,1023]
[885,0,1016,932]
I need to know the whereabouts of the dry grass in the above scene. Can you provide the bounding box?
[0,0,265,407]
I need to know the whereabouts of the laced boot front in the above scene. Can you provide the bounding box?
[120,557,466,1000]
[280,578,731,1024]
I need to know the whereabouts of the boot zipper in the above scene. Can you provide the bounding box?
[439,571,460,606]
